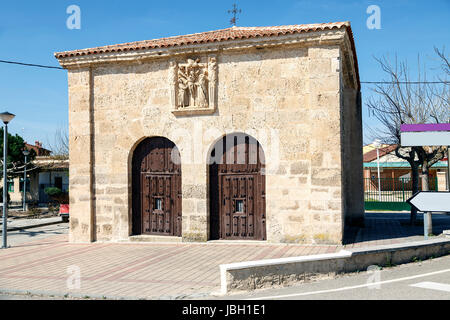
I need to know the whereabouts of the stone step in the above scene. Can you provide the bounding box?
[128,235,182,243]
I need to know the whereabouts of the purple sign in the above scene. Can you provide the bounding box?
[401,123,450,132]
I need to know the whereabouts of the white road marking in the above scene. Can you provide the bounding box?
[410,282,450,293]
[245,268,450,300]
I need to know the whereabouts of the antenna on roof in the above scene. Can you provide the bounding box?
[228,3,242,27]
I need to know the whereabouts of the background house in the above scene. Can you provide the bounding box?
[4,141,69,206]
[25,141,52,157]
[362,143,448,210]
[34,156,69,204]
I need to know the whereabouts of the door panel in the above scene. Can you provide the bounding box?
[212,134,266,241]
[132,137,182,237]
[219,174,263,240]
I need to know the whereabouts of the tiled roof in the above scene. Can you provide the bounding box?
[55,22,360,89]
[33,157,69,170]
[25,142,52,156]
[363,145,398,163]
[55,22,354,58]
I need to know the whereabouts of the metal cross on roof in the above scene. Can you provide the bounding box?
[228,3,242,26]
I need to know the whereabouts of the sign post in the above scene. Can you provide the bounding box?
[406,191,450,212]
[423,212,430,240]
[406,191,450,239]
[401,123,450,239]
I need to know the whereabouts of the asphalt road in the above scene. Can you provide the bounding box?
[217,254,450,300]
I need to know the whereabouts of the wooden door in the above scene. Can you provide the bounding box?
[211,134,266,240]
[132,137,182,236]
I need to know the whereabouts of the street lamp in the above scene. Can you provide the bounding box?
[22,150,30,212]
[373,139,382,202]
[0,112,15,249]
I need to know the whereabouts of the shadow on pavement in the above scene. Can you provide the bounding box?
[344,212,450,245]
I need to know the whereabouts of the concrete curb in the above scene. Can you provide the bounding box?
[0,220,64,233]
[219,238,450,295]
[0,288,138,300]
[0,288,212,301]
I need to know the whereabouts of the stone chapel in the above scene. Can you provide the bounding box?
[55,21,364,244]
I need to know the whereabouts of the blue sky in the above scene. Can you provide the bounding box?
[0,0,448,149]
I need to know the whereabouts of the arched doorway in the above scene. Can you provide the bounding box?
[209,133,266,240]
[132,137,182,236]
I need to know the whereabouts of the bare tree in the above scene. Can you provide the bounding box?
[433,47,450,113]
[366,50,449,227]
[435,47,450,77]
[47,127,69,159]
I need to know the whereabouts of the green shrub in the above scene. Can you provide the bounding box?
[44,187,69,205]
[44,187,62,196]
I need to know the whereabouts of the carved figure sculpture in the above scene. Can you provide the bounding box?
[197,70,208,107]
[170,57,217,110]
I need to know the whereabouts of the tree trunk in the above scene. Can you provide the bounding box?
[421,163,432,236]
[410,164,419,225]
[421,164,429,191]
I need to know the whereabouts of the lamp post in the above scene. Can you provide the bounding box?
[22,150,30,212]
[373,139,382,202]
[0,112,15,249]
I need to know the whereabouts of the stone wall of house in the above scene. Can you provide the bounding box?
[68,68,95,243]
[67,41,361,244]
[341,87,365,229]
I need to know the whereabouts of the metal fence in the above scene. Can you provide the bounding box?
[364,177,438,211]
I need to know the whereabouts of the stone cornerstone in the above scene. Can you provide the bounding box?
[55,22,364,244]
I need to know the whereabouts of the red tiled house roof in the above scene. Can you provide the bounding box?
[363,145,398,163]
[55,22,360,89]
[25,141,52,157]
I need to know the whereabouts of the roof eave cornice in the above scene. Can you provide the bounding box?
[56,28,349,69]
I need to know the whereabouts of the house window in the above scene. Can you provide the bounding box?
[7,180,14,192]
[19,178,30,192]
[154,198,163,211]
[235,200,244,213]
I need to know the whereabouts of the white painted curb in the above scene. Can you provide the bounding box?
[219,239,450,295]
[219,250,352,295]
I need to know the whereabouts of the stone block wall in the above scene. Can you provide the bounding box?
[68,68,94,242]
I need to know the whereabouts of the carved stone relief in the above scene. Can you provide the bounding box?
[170,56,217,115]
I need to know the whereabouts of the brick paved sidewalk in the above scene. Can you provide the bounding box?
[0,212,448,300]
[0,235,339,299]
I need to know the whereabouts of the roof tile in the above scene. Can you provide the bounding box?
[55,22,359,88]
[55,22,351,59]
